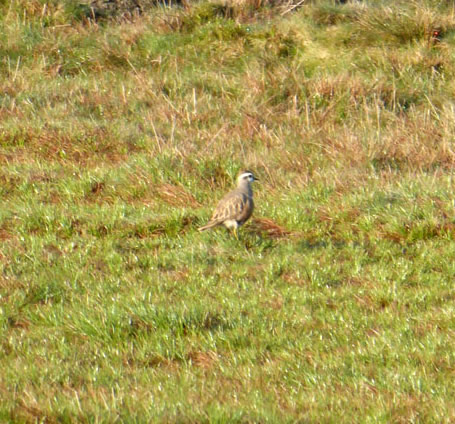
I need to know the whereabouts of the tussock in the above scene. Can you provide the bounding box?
[250,217,292,238]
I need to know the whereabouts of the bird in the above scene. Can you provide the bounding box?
[198,170,258,237]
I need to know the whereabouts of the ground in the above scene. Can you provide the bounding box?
[1,0,455,422]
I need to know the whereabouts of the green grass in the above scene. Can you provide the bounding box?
[2,0,455,422]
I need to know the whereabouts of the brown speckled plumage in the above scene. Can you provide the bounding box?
[198,171,258,233]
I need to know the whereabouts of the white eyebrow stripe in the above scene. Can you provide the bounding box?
[239,172,253,179]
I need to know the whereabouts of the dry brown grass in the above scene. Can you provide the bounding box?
[249,217,292,239]
[187,350,219,368]
[155,183,201,207]
[0,127,137,165]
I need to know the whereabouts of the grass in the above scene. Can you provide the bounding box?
[2,0,455,421]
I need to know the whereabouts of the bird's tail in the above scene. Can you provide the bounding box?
[198,221,220,232]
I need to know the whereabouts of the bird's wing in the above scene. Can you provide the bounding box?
[211,191,247,223]
[235,194,254,224]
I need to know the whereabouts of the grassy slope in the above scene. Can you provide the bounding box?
[2,0,455,422]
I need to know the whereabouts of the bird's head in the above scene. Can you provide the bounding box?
[237,170,258,185]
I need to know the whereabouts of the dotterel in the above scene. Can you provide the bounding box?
[198,170,258,237]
